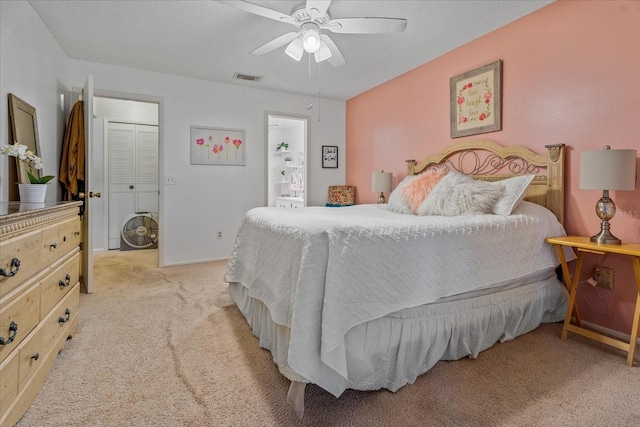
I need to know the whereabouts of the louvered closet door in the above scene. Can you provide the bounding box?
[134,125,159,213]
[107,123,159,249]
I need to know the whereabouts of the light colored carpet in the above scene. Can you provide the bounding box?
[16,249,640,426]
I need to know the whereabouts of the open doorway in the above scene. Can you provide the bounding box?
[266,114,308,207]
[91,97,160,258]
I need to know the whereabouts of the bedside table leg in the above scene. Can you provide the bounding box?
[562,251,584,340]
[627,257,640,366]
[555,246,582,327]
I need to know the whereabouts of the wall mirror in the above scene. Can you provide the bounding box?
[8,93,41,183]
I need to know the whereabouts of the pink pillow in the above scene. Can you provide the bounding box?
[401,168,449,213]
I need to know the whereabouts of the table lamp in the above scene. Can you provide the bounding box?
[372,170,393,204]
[579,146,637,244]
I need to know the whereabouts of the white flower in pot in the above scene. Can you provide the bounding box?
[1,142,55,184]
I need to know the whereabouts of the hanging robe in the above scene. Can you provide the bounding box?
[59,100,85,201]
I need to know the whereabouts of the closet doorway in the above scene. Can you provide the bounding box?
[105,122,158,249]
[92,97,159,252]
[266,114,308,207]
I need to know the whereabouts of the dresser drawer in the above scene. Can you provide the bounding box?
[57,217,82,257]
[17,322,44,395]
[0,283,41,364]
[0,351,19,419]
[40,249,80,316]
[0,229,43,299]
[40,217,81,266]
[40,283,79,358]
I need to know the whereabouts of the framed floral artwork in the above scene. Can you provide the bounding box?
[322,145,338,168]
[450,60,502,138]
[190,126,245,165]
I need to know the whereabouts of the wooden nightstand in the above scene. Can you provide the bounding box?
[546,236,640,366]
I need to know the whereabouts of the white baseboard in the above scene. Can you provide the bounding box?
[162,256,230,267]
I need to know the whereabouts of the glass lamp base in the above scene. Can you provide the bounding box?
[591,193,621,244]
[378,192,386,204]
[590,225,621,245]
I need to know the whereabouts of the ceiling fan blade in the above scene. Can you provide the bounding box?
[323,17,407,34]
[251,31,301,55]
[218,1,298,27]
[306,0,331,18]
[319,35,345,67]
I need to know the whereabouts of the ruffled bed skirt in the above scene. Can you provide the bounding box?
[229,275,568,394]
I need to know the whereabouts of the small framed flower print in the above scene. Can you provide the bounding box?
[450,60,502,138]
[190,126,245,165]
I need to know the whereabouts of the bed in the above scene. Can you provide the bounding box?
[225,140,571,416]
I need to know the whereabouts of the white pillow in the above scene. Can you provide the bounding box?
[418,171,505,216]
[492,174,535,215]
[387,175,417,214]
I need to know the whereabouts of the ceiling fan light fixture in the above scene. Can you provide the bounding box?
[302,28,321,53]
[314,41,333,63]
[285,37,304,61]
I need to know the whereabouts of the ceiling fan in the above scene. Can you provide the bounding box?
[219,0,407,67]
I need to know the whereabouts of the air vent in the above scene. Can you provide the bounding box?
[233,72,262,82]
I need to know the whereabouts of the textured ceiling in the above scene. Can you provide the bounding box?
[28,0,553,101]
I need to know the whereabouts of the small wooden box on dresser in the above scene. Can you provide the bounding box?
[0,201,82,427]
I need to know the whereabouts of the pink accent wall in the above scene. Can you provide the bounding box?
[346,1,640,335]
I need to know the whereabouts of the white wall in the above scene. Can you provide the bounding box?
[1,1,346,266]
[69,60,346,266]
[0,0,70,202]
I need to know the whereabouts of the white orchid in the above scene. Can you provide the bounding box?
[1,142,54,184]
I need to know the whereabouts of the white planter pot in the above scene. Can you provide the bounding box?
[18,184,47,203]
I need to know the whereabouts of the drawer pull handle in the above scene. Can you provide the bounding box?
[31,352,40,361]
[59,274,72,288]
[74,231,80,236]
[58,308,71,323]
[0,257,21,277]
[50,242,58,250]
[0,321,18,345]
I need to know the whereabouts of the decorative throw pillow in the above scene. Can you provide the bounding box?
[418,170,505,216]
[326,185,355,207]
[492,174,535,215]
[387,168,448,214]
[387,175,417,214]
[401,168,449,213]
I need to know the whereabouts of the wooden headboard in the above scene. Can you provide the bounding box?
[406,140,565,224]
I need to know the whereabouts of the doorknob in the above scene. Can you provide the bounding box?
[78,191,102,199]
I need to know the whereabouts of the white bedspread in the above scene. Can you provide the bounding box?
[225,201,569,397]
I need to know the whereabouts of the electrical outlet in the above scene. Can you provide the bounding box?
[593,266,614,289]
[217,231,223,239]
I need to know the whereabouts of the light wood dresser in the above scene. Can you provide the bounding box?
[0,202,82,427]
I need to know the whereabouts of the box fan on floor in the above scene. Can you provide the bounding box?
[120,212,159,251]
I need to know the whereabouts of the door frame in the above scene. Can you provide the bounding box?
[73,87,165,266]
[264,111,309,207]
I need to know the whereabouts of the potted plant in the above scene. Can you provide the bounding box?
[276,142,289,151]
[284,156,293,167]
[1,142,55,202]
